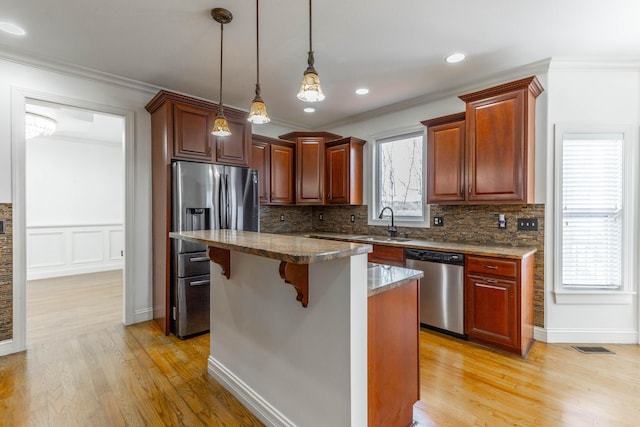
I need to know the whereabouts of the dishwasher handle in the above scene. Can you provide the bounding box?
[405,248,464,266]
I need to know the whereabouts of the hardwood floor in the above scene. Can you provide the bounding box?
[4,277,639,426]
[27,270,123,346]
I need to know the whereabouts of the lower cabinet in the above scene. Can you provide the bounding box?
[464,254,535,356]
[368,279,419,427]
[368,244,405,267]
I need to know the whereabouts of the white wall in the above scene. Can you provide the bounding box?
[543,62,640,343]
[0,53,156,337]
[26,136,124,226]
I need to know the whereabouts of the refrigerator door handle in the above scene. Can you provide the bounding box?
[189,280,210,287]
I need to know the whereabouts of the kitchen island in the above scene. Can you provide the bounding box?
[170,230,422,427]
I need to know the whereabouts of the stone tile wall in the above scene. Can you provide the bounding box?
[0,204,12,341]
[263,203,545,327]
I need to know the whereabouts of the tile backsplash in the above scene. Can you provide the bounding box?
[262,203,545,328]
[0,204,12,341]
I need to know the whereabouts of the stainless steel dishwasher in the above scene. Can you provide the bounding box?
[405,249,465,338]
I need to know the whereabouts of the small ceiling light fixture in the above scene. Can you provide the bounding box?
[355,88,369,95]
[247,0,270,124]
[25,112,56,140]
[0,22,26,36]
[211,8,233,137]
[303,107,315,113]
[446,53,466,64]
[296,0,325,103]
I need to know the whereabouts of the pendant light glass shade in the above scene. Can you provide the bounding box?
[247,0,270,124]
[212,112,232,136]
[211,8,233,137]
[297,0,325,103]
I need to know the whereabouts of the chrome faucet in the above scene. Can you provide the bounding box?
[378,207,397,237]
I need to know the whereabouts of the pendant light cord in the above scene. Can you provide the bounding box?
[308,0,312,53]
[219,21,224,111]
[256,0,260,86]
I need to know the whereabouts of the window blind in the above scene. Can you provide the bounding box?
[561,135,623,289]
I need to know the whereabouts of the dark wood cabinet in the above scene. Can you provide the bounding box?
[279,131,342,205]
[459,76,543,204]
[422,112,466,204]
[250,134,295,205]
[145,90,252,334]
[325,137,366,205]
[368,279,419,427]
[465,254,535,356]
[422,76,543,205]
[368,244,405,267]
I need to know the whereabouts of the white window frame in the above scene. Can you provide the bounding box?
[553,124,638,304]
[368,126,430,228]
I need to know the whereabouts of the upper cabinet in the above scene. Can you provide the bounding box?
[422,112,466,204]
[250,134,295,205]
[146,90,251,167]
[279,131,342,205]
[325,137,366,205]
[422,76,543,205]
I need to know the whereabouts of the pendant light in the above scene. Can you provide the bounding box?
[296,0,325,103]
[211,8,232,137]
[247,0,270,124]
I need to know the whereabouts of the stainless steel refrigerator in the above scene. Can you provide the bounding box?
[171,160,259,338]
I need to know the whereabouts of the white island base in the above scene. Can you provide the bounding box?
[207,251,368,427]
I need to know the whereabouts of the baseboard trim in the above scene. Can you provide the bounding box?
[0,338,25,356]
[133,308,153,324]
[207,356,296,427]
[535,327,638,344]
[27,263,124,281]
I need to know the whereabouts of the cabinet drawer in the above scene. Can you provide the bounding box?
[368,244,405,267]
[466,255,517,278]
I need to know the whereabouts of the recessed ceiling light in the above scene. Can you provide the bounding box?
[355,88,369,95]
[446,53,466,64]
[304,107,315,113]
[0,22,26,36]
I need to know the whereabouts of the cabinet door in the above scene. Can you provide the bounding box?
[250,140,270,204]
[466,90,525,202]
[296,137,325,204]
[172,103,214,162]
[427,120,465,203]
[213,115,251,167]
[270,144,295,204]
[465,274,518,351]
[326,143,349,204]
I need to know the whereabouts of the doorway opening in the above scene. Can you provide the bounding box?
[24,99,126,346]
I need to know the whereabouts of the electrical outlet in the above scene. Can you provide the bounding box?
[517,218,538,231]
[433,216,444,226]
[0,220,4,234]
[280,214,285,222]
[350,214,355,223]
[319,213,323,221]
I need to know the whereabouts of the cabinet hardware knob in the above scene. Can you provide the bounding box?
[484,279,498,284]
[468,185,472,194]
[483,265,498,269]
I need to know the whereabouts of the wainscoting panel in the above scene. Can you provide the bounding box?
[27,224,124,280]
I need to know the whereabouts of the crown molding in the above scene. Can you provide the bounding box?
[548,57,640,71]
[0,45,160,95]
[321,58,552,130]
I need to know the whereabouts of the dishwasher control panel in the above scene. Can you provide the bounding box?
[405,249,464,265]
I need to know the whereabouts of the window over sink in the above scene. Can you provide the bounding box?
[370,129,429,227]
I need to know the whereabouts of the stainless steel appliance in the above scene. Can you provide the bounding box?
[405,249,465,338]
[172,160,259,338]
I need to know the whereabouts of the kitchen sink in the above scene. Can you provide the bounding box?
[352,235,411,243]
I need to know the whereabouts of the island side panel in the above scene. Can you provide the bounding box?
[207,252,368,427]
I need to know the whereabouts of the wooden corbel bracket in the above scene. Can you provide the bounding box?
[208,247,231,279]
[279,262,309,308]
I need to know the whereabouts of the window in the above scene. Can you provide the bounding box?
[553,127,639,304]
[371,130,427,225]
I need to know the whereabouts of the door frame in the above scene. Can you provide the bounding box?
[10,87,136,352]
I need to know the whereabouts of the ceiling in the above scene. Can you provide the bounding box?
[2,0,640,129]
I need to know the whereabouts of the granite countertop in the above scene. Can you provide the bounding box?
[307,232,537,259]
[169,230,372,264]
[367,263,423,297]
